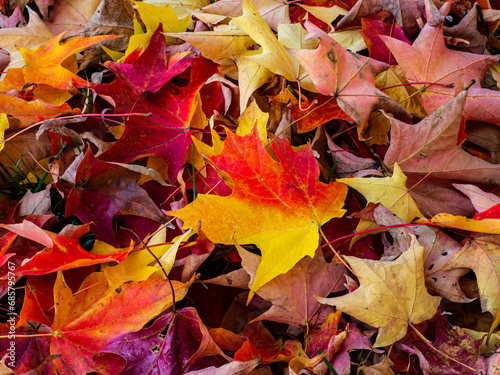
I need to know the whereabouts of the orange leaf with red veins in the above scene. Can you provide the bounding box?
[0,92,77,128]
[380,1,500,123]
[289,21,410,138]
[171,126,348,300]
[50,271,194,375]
[0,33,118,98]
[22,33,118,90]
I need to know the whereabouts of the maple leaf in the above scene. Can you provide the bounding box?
[383,90,500,185]
[373,204,471,303]
[0,324,53,374]
[328,324,375,374]
[453,184,500,214]
[18,274,57,328]
[291,96,353,133]
[375,65,428,119]
[171,127,347,299]
[65,148,166,247]
[318,235,441,347]
[0,33,118,105]
[359,18,411,65]
[121,1,190,59]
[102,229,195,288]
[326,135,379,178]
[0,220,130,278]
[289,21,410,138]
[380,1,500,123]
[44,0,101,39]
[443,5,487,53]
[232,0,299,83]
[234,321,306,364]
[357,356,395,375]
[80,0,135,70]
[237,245,346,326]
[101,307,230,373]
[95,26,218,183]
[428,213,500,234]
[50,271,194,375]
[338,163,422,223]
[182,360,260,374]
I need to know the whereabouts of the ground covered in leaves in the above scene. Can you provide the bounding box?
[2,0,500,374]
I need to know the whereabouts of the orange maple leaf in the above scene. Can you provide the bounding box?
[171,126,347,300]
[0,33,118,104]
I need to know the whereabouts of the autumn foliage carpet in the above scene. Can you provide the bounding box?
[2,0,500,374]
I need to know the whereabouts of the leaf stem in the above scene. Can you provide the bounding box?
[4,112,152,143]
[319,226,354,273]
[380,81,454,90]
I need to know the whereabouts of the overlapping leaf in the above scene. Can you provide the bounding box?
[290,21,410,138]
[383,90,500,184]
[95,26,218,183]
[318,235,441,347]
[172,126,347,299]
[50,272,194,375]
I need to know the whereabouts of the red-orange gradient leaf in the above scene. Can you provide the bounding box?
[172,126,347,299]
[50,272,194,375]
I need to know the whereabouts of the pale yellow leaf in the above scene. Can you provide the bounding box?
[338,163,423,223]
[236,51,275,113]
[232,0,298,81]
[317,235,441,347]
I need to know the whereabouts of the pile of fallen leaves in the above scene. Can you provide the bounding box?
[2,0,500,373]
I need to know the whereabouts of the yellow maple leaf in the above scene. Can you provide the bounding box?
[338,163,422,223]
[232,0,298,82]
[125,2,190,58]
[101,229,193,288]
[171,127,347,301]
[141,0,211,21]
[236,101,268,142]
[318,235,441,347]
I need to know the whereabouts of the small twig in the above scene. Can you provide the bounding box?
[4,112,152,143]
[120,227,179,313]
[319,226,354,273]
